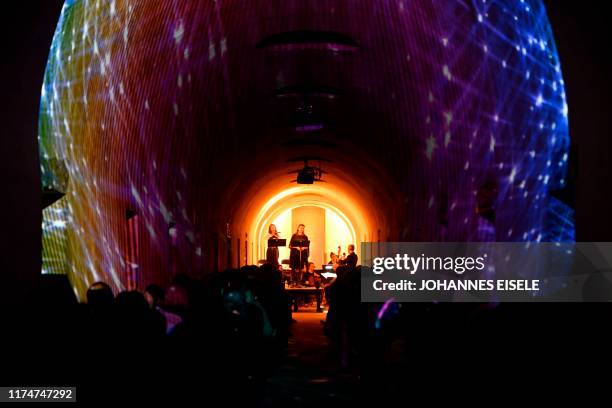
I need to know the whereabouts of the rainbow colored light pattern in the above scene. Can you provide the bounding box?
[39,0,573,299]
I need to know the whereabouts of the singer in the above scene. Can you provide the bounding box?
[289,224,310,283]
[265,224,280,266]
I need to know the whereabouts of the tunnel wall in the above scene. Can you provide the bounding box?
[39,0,573,299]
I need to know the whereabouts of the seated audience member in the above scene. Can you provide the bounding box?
[86,281,114,307]
[145,284,183,334]
[115,290,166,339]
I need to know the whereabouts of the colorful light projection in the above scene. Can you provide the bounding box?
[39,0,573,299]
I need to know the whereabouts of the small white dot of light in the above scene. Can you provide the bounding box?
[502,60,507,68]
[519,180,526,189]
[508,229,513,237]
[543,175,550,185]
[174,21,184,44]
[535,94,543,106]
[209,42,216,60]
[477,14,483,22]
[444,111,453,125]
[425,136,437,160]
[442,65,452,80]
[539,122,544,129]
[184,47,190,60]
[442,37,449,46]
[173,103,179,115]
[444,131,451,146]
[546,160,551,167]
[509,167,517,183]
[464,161,469,170]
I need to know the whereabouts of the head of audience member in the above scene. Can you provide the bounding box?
[115,290,149,312]
[330,252,339,263]
[348,244,355,253]
[259,263,282,286]
[145,284,165,308]
[308,262,316,274]
[86,282,114,307]
[164,285,188,308]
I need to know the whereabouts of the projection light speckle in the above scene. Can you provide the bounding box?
[39,0,573,298]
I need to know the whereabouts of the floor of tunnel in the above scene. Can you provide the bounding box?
[263,310,359,406]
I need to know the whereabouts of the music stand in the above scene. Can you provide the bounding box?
[267,238,286,247]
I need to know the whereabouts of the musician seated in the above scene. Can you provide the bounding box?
[305,262,322,288]
[328,252,340,270]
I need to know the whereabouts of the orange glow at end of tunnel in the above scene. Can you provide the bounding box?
[234,182,381,266]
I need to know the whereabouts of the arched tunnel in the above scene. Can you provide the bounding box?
[39,0,573,298]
